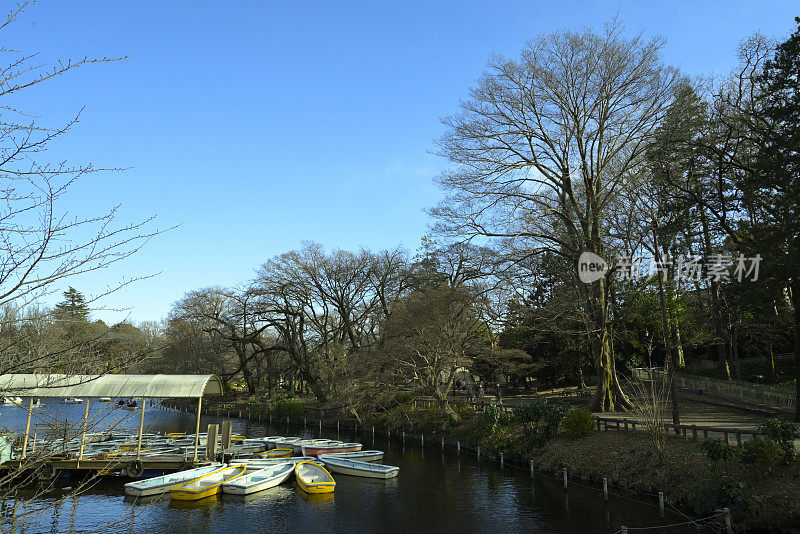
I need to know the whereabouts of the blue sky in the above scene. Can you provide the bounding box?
[6,1,798,324]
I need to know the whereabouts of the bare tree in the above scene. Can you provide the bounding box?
[432,22,680,411]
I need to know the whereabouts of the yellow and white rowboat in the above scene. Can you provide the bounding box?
[294,461,335,494]
[258,448,293,458]
[170,465,246,501]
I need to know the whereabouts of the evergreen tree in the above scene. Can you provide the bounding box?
[54,287,90,321]
[749,18,800,419]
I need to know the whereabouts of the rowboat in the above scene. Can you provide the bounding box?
[222,463,294,495]
[319,457,399,479]
[290,439,340,454]
[319,450,384,462]
[262,436,284,448]
[170,465,246,500]
[258,448,293,458]
[271,437,302,448]
[236,457,316,467]
[294,461,335,494]
[124,464,222,497]
[302,442,362,456]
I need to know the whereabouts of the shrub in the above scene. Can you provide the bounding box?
[269,398,306,419]
[561,409,595,439]
[701,438,735,470]
[513,399,567,447]
[469,405,515,455]
[757,418,797,463]
[739,438,784,471]
[692,476,748,515]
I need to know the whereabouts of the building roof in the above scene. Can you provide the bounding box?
[0,374,224,399]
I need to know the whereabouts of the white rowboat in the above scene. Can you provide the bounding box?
[319,457,399,479]
[221,463,294,495]
[124,464,222,497]
[319,450,384,462]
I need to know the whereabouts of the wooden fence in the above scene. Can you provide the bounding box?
[594,416,769,446]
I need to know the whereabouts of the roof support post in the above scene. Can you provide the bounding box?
[193,396,202,463]
[78,399,90,461]
[21,397,33,460]
[136,397,146,459]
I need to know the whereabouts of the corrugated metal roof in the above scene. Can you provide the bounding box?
[0,374,224,398]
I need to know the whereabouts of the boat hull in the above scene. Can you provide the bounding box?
[124,464,221,497]
[319,450,383,462]
[170,465,246,501]
[222,464,294,495]
[302,443,362,456]
[294,462,335,494]
[320,458,399,479]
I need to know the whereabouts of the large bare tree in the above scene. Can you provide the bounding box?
[432,23,680,411]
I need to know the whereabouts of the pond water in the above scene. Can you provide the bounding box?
[0,400,710,533]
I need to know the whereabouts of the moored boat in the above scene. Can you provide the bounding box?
[124,464,222,497]
[319,457,399,479]
[170,465,246,500]
[236,456,316,467]
[302,442,362,456]
[258,448,293,458]
[221,463,294,495]
[319,450,384,462]
[294,461,335,494]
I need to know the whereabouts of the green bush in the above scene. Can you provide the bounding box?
[513,399,567,447]
[739,438,784,471]
[269,398,306,419]
[701,438,735,472]
[757,418,797,463]
[469,405,515,455]
[561,409,595,439]
[692,476,748,515]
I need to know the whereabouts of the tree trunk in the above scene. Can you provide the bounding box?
[700,208,731,377]
[731,326,742,381]
[790,279,800,422]
[766,340,776,383]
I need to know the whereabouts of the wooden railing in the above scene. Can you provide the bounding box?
[594,416,768,446]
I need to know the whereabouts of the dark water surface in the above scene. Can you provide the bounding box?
[0,400,709,533]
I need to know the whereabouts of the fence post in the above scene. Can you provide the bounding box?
[530,459,534,475]
[723,508,732,533]
[441,437,445,450]
[658,492,664,517]
[402,430,405,442]
[603,477,608,501]
[500,452,504,467]
[421,433,424,446]
[562,468,567,489]
[621,527,627,534]
[477,446,481,461]
[457,440,461,454]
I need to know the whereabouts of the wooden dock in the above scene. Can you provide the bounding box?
[0,454,206,479]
